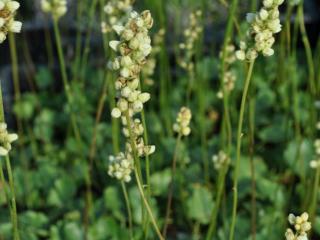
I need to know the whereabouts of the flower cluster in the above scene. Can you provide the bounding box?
[109,10,155,161]
[285,212,311,240]
[217,44,237,99]
[101,0,133,34]
[0,123,18,156]
[108,152,133,182]
[236,0,284,61]
[173,107,192,136]
[0,0,22,44]
[178,10,203,72]
[41,0,67,19]
[212,151,229,170]
[310,139,320,169]
[142,28,165,86]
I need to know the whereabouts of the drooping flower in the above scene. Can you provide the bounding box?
[0,0,22,44]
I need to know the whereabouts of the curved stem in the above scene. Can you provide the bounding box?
[229,60,255,240]
[162,133,182,237]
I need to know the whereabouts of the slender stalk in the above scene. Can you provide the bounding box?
[72,0,85,80]
[79,0,99,82]
[125,112,163,240]
[0,162,13,226]
[121,181,134,240]
[206,165,228,240]
[229,60,255,240]
[8,34,23,136]
[5,156,19,240]
[0,82,20,240]
[134,168,163,240]
[249,99,256,240]
[309,166,320,222]
[162,133,182,237]
[52,18,93,236]
[52,19,82,142]
[297,2,316,139]
[206,0,238,238]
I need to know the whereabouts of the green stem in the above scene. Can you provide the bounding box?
[52,18,92,235]
[162,133,182,237]
[206,165,228,240]
[0,79,20,240]
[79,0,99,82]
[121,181,134,240]
[249,99,256,240]
[309,166,320,222]
[52,19,82,142]
[206,1,238,238]
[5,156,19,240]
[0,162,13,227]
[125,112,163,240]
[229,60,255,240]
[8,34,23,137]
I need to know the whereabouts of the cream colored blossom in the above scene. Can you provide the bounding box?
[41,0,67,19]
[173,107,192,136]
[0,122,18,156]
[109,10,155,158]
[108,152,133,182]
[0,0,21,44]
[236,0,284,61]
[286,212,311,240]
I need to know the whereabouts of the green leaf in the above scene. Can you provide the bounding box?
[186,184,213,224]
